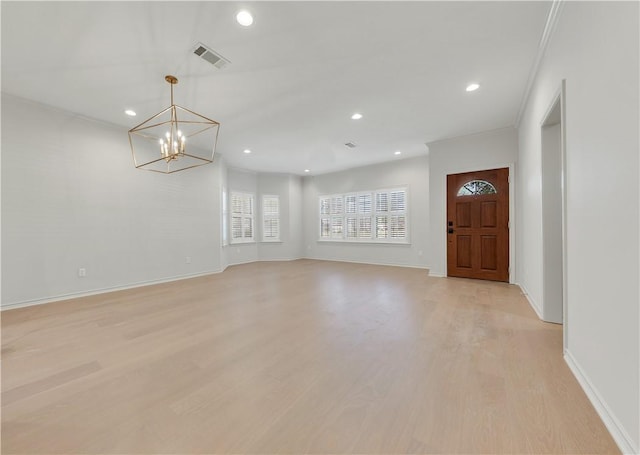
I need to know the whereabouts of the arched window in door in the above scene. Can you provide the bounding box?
[457,180,497,196]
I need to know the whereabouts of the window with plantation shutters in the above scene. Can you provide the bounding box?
[319,196,330,239]
[318,187,408,243]
[389,190,407,240]
[230,192,254,243]
[345,195,357,239]
[262,195,280,242]
[330,195,344,239]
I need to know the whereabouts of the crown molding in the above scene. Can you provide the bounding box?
[514,0,565,127]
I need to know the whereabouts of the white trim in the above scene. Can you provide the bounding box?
[304,256,429,271]
[518,282,543,320]
[256,257,302,262]
[538,81,568,336]
[515,0,565,127]
[564,350,638,455]
[317,240,411,246]
[225,258,260,267]
[1,269,223,311]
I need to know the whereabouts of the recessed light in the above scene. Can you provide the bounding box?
[394,151,402,155]
[304,169,310,173]
[125,109,136,116]
[351,113,363,120]
[236,10,253,26]
[243,149,252,154]
[466,83,480,92]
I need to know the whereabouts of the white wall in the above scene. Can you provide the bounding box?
[1,94,223,308]
[219,157,230,270]
[427,128,518,278]
[225,169,304,267]
[301,156,429,269]
[517,2,639,451]
[257,173,303,261]
[288,175,304,260]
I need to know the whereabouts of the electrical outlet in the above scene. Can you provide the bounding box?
[186,256,191,264]
[78,268,86,277]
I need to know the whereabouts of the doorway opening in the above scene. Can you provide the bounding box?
[540,83,566,327]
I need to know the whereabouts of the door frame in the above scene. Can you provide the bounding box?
[540,80,568,349]
[442,163,515,284]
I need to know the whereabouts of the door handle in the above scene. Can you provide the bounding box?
[448,228,454,234]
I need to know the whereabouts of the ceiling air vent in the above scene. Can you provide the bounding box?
[193,43,230,70]
[344,142,357,148]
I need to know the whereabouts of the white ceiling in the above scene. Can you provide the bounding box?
[2,1,550,175]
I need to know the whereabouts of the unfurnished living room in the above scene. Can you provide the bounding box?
[1,1,638,454]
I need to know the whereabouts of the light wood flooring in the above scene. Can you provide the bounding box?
[2,260,619,454]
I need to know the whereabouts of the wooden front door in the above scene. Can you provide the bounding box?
[447,168,509,282]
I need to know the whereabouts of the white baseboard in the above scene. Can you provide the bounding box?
[564,350,638,454]
[1,269,223,311]
[303,256,429,271]
[225,257,301,268]
[257,257,303,262]
[517,282,543,319]
[2,258,422,312]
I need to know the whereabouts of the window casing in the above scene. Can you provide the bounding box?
[230,192,255,243]
[319,188,408,243]
[262,195,280,242]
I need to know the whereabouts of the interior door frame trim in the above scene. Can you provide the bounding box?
[539,79,567,350]
[443,163,515,284]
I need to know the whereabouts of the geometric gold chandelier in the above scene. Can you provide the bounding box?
[128,75,220,174]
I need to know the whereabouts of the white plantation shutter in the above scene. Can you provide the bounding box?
[231,194,243,214]
[320,197,331,216]
[331,216,344,238]
[231,216,242,241]
[331,196,343,215]
[376,215,388,239]
[390,215,406,239]
[262,195,280,242]
[243,197,253,215]
[319,188,407,243]
[357,193,372,239]
[390,190,406,212]
[346,217,357,239]
[243,217,253,239]
[376,192,388,213]
[345,195,357,214]
[320,218,330,238]
[230,192,255,243]
[358,217,372,239]
[358,194,372,214]
[345,194,357,239]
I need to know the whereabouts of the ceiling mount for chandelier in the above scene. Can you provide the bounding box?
[128,75,220,174]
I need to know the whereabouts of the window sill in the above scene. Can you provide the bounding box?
[317,239,410,246]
